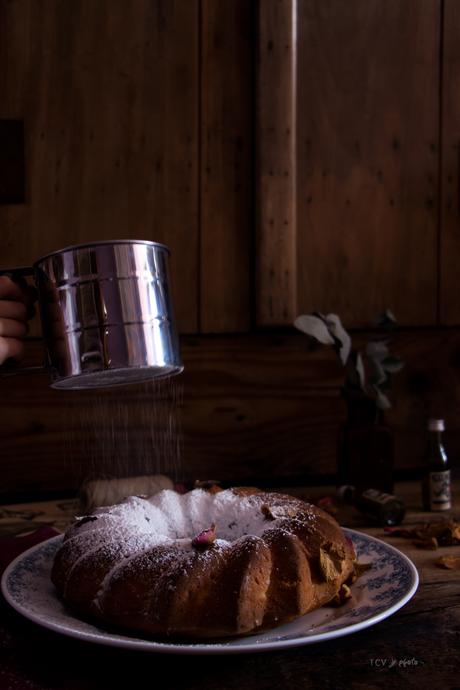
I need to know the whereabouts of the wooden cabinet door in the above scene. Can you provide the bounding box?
[257,0,440,328]
[0,0,199,332]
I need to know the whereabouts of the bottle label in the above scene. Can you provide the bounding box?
[356,489,405,525]
[360,489,394,505]
[429,470,451,510]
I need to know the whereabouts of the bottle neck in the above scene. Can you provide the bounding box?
[428,430,448,463]
[345,397,382,425]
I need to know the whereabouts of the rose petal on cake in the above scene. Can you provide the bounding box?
[261,504,275,520]
[192,524,216,548]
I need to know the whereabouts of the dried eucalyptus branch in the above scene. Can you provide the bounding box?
[294,310,404,410]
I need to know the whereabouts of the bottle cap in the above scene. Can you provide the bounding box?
[428,419,445,432]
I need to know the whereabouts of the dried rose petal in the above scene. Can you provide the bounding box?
[192,524,216,548]
[261,504,274,520]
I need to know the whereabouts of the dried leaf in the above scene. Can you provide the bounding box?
[294,315,335,345]
[366,340,389,361]
[325,314,351,365]
[368,358,387,386]
[320,550,339,583]
[319,542,346,583]
[331,583,353,606]
[347,560,372,584]
[452,524,460,542]
[374,387,391,410]
[437,556,460,570]
[354,352,366,390]
[384,520,460,546]
[354,561,372,577]
[376,309,396,331]
[414,537,439,550]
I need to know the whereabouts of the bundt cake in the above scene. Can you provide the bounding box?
[51,487,356,639]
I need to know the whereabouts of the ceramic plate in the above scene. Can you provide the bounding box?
[1,529,418,655]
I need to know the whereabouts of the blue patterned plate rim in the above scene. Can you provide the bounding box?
[1,528,419,655]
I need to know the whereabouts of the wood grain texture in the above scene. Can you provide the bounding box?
[1,329,460,499]
[256,0,297,326]
[297,0,439,327]
[440,0,460,324]
[200,0,253,332]
[257,0,440,328]
[0,0,199,332]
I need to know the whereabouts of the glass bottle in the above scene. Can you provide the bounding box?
[338,485,405,526]
[422,419,451,511]
[337,396,394,494]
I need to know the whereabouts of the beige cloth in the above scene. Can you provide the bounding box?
[79,474,174,512]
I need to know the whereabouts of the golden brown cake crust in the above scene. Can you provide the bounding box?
[51,487,356,639]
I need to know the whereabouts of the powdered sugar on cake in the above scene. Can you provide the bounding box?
[51,486,355,639]
[68,488,310,548]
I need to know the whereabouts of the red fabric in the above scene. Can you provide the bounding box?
[0,525,59,578]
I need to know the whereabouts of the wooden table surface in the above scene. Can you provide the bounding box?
[0,481,459,690]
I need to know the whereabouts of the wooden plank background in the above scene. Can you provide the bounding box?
[200,0,253,332]
[256,0,440,329]
[1,329,460,501]
[440,0,460,324]
[295,0,439,328]
[256,0,297,326]
[0,0,200,333]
